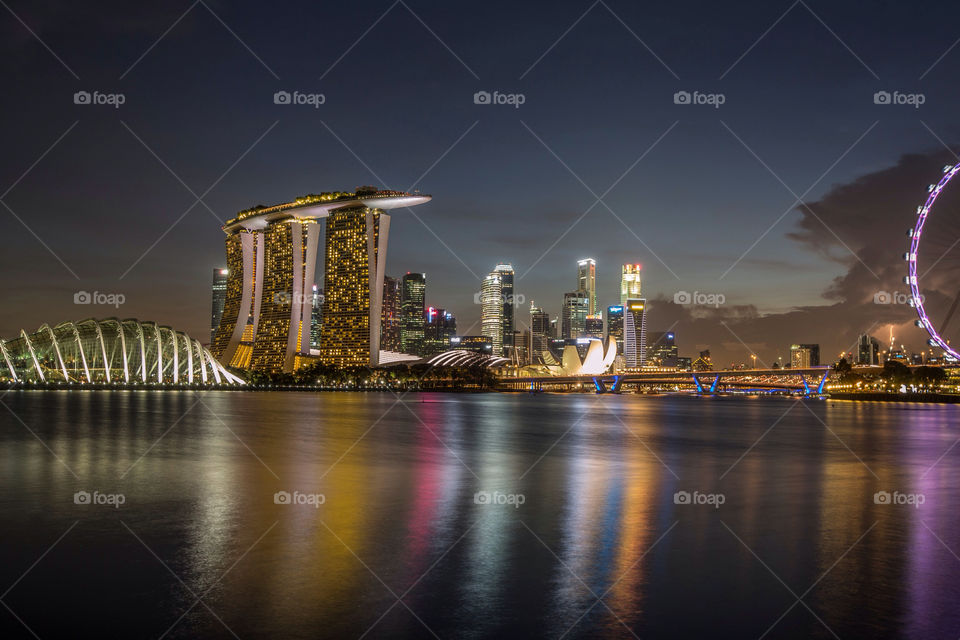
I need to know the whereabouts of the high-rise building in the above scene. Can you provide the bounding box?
[620,264,642,306]
[561,290,589,339]
[624,298,647,368]
[310,285,323,349]
[857,334,880,365]
[211,268,229,343]
[647,331,678,367]
[401,273,426,356]
[380,276,401,352]
[606,305,624,354]
[481,270,504,355]
[450,335,492,354]
[210,188,430,372]
[790,344,820,368]
[495,263,515,356]
[577,258,597,315]
[530,302,550,361]
[513,330,530,365]
[424,307,456,356]
[584,314,603,339]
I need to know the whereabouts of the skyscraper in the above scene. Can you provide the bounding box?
[381,275,402,352]
[857,333,880,365]
[624,298,647,368]
[790,344,820,368]
[401,273,426,355]
[620,264,642,306]
[424,307,457,356]
[584,314,603,339]
[310,285,323,350]
[561,291,589,339]
[481,270,504,355]
[577,258,597,315]
[495,263,515,356]
[211,268,228,343]
[647,331,677,367]
[210,188,431,372]
[606,305,624,354]
[530,302,550,361]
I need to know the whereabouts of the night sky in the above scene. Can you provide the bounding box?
[3,0,960,365]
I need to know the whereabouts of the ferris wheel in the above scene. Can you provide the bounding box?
[907,162,960,361]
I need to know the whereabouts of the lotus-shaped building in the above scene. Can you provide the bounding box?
[0,319,243,385]
[529,337,617,376]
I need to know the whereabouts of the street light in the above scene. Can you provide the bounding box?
[751,354,756,369]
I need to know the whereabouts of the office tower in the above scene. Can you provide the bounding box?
[380,276,402,352]
[606,305,624,354]
[647,331,678,367]
[310,285,323,350]
[857,334,880,365]
[577,258,597,315]
[693,349,712,371]
[424,307,456,356]
[550,317,558,338]
[790,344,820,368]
[401,273,426,355]
[584,314,603,339]
[513,330,530,365]
[495,264,515,356]
[530,302,550,361]
[211,268,229,343]
[624,298,647,368]
[561,290,589,339]
[481,270,504,355]
[677,356,692,371]
[211,188,430,372]
[620,264,642,305]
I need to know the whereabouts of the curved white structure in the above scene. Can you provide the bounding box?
[425,350,510,368]
[529,337,618,376]
[0,319,243,385]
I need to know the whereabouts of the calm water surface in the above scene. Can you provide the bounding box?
[0,391,958,638]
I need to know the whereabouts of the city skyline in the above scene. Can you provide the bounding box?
[3,2,960,366]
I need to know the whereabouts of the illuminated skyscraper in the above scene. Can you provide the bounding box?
[211,268,229,343]
[561,290,589,339]
[624,298,647,368]
[495,263,515,356]
[620,264,642,306]
[577,258,597,315]
[647,331,677,367]
[481,270,504,355]
[401,273,426,355]
[381,276,401,352]
[606,305,624,354]
[310,285,323,349]
[584,314,603,339]
[530,302,550,361]
[790,343,820,368]
[210,188,430,372]
[424,307,456,356]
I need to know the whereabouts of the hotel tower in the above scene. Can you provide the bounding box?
[210,187,431,372]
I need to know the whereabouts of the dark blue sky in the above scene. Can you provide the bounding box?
[3,0,960,363]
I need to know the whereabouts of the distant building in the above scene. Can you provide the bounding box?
[481,270,504,355]
[380,276,402,352]
[856,333,880,365]
[495,263,515,356]
[310,285,323,350]
[647,331,678,367]
[606,305,624,355]
[401,273,426,355]
[620,264,642,306]
[624,298,647,368]
[210,268,229,343]
[677,356,692,371]
[790,343,820,368]
[424,307,456,356]
[577,258,597,315]
[512,330,530,365]
[561,290,589,339]
[530,302,550,361]
[693,349,713,371]
[584,314,603,339]
[450,335,492,354]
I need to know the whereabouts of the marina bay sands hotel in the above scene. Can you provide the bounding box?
[210,187,431,372]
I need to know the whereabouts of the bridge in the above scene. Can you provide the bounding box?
[500,367,836,396]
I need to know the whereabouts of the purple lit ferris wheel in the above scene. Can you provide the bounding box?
[907,162,960,361]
